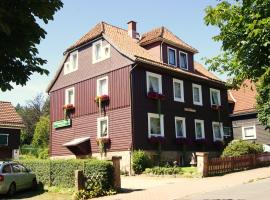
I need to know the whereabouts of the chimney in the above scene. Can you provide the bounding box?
[127,20,137,39]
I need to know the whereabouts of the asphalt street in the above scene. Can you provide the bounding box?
[178,177,270,200]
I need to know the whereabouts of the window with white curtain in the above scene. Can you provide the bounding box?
[146,72,162,93]
[192,84,202,105]
[179,51,188,70]
[65,87,75,105]
[210,88,221,106]
[195,119,205,139]
[148,113,164,137]
[97,76,108,96]
[168,47,176,66]
[173,79,184,102]
[97,116,108,138]
[212,122,224,141]
[175,117,186,138]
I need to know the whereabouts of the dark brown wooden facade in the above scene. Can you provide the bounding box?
[0,128,20,159]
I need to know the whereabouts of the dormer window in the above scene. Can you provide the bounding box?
[64,50,78,75]
[93,40,110,63]
[179,51,188,70]
[168,47,176,66]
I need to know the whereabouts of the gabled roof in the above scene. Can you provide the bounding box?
[139,26,198,53]
[0,101,24,129]
[229,80,257,115]
[194,62,221,82]
[47,22,223,92]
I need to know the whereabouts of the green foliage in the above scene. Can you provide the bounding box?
[144,166,198,177]
[132,150,152,174]
[0,0,63,91]
[38,148,49,159]
[72,188,116,200]
[19,159,114,189]
[222,140,264,157]
[204,0,270,129]
[32,116,50,148]
[20,145,48,159]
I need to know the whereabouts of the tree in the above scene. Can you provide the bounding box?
[204,0,270,129]
[0,0,63,91]
[32,116,50,148]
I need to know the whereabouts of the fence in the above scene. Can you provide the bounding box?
[196,152,270,177]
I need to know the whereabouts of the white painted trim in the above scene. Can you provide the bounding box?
[212,122,224,141]
[179,51,188,70]
[229,91,236,102]
[70,50,78,70]
[0,134,9,146]
[147,113,164,138]
[192,83,203,106]
[173,78,184,102]
[96,76,108,96]
[63,62,70,75]
[65,87,75,105]
[97,116,109,138]
[242,125,256,140]
[195,119,205,139]
[175,117,186,138]
[146,71,162,94]
[103,44,111,59]
[92,40,103,64]
[210,88,221,106]
[167,47,177,66]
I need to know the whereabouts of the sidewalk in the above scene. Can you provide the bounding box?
[93,167,270,200]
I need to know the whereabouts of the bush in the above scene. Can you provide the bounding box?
[144,167,182,175]
[19,159,114,189]
[38,148,49,159]
[132,150,152,174]
[222,140,264,157]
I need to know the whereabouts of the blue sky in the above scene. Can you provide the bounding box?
[0,0,223,106]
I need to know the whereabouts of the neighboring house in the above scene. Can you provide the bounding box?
[0,101,24,159]
[229,80,270,151]
[47,21,232,171]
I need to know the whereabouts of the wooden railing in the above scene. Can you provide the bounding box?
[196,152,270,177]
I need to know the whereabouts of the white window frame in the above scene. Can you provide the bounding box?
[70,50,78,71]
[65,87,75,105]
[167,47,177,66]
[97,116,109,138]
[173,78,184,102]
[179,51,188,70]
[146,71,162,94]
[63,62,70,75]
[242,125,256,140]
[192,84,203,106]
[0,134,8,146]
[212,122,224,141]
[195,119,205,139]
[147,113,164,138]
[210,88,221,106]
[92,40,103,63]
[175,117,186,138]
[103,44,110,59]
[96,76,108,96]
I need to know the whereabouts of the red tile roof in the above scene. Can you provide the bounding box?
[194,62,221,82]
[139,26,198,53]
[0,101,25,128]
[229,80,257,115]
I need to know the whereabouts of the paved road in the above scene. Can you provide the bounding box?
[178,177,270,200]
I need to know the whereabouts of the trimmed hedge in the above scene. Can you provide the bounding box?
[19,159,114,189]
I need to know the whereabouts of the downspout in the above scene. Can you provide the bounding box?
[129,63,138,175]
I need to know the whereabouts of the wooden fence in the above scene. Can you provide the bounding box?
[207,153,270,176]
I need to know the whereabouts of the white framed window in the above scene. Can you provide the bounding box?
[148,113,164,138]
[167,47,176,66]
[64,51,78,75]
[0,134,8,146]
[97,116,109,138]
[92,40,110,63]
[97,76,108,96]
[175,117,186,138]
[212,122,224,141]
[195,119,205,139]
[210,88,221,106]
[173,79,184,102]
[146,72,162,94]
[242,125,256,140]
[179,51,188,70]
[65,87,75,105]
[192,84,203,106]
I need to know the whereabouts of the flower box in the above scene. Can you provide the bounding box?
[148,136,166,144]
[96,137,111,145]
[62,104,75,110]
[95,95,110,107]
[147,92,165,101]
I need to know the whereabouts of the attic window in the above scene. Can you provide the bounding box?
[64,50,78,75]
[168,47,176,66]
[179,51,188,70]
[92,40,110,63]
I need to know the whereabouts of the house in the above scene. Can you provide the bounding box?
[228,80,270,151]
[47,21,232,171]
[0,101,24,159]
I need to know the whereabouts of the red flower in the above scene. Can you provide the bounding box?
[63,104,75,110]
[95,95,110,103]
[147,92,165,100]
[96,137,111,145]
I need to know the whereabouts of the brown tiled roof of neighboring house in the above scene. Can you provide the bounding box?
[229,80,257,115]
[47,22,223,92]
[194,62,221,81]
[0,101,25,128]
[139,26,198,53]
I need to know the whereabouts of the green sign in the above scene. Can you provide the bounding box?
[53,119,71,129]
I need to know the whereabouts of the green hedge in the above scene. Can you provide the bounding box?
[19,159,114,189]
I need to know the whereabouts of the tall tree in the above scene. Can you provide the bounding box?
[204,0,270,129]
[32,116,50,148]
[0,0,63,91]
